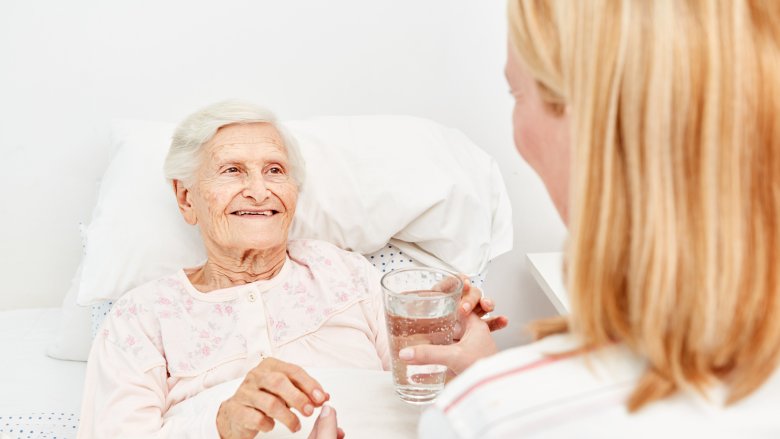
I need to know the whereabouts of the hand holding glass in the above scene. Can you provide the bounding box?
[381,267,462,404]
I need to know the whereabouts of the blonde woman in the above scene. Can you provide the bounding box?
[404,0,780,437]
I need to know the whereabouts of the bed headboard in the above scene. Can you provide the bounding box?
[0,0,565,348]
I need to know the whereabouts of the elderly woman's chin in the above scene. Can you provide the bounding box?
[223,214,292,250]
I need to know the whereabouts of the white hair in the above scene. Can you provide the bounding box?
[164,100,306,187]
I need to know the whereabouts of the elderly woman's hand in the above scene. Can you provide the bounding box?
[456,275,508,334]
[217,357,330,439]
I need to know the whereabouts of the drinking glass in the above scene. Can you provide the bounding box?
[381,267,462,404]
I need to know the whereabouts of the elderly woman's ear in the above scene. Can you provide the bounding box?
[172,179,198,226]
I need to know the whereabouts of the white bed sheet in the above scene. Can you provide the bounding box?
[0,309,425,438]
[164,368,423,438]
[0,308,85,439]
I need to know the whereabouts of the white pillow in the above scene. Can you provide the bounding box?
[76,116,512,305]
[285,116,513,273]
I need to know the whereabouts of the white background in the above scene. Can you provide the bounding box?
[0,0,565,348]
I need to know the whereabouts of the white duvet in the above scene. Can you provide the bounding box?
[164,368,421,439]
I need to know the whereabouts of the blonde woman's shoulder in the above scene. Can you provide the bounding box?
[420,334,780,438]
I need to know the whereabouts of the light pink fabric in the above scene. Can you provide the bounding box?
[78,239,390,438]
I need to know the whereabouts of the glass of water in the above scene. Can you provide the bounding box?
[381,267,462,404]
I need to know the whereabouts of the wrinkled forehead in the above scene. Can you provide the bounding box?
[204,122,289,161]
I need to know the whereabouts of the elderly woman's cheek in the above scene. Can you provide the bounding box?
[284,183,299,205]
[204,191,222,207]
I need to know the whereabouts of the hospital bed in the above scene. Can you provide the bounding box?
[0,115,510,438]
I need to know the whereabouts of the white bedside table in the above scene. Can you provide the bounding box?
[526,252,570,314]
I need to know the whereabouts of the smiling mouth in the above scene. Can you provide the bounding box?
[231,210,279,217]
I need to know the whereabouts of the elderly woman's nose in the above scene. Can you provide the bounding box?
[241,172,270,199]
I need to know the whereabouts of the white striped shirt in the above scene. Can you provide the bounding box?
[419,333,780,438]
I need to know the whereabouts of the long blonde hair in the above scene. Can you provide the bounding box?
[509,0,780,410]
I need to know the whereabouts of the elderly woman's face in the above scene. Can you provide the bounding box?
[177,122,298,254]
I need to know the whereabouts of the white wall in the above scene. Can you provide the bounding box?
[0,0,565,348]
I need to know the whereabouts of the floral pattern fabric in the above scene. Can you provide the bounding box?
[79,239,389,438]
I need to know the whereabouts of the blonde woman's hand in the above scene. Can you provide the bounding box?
[217,357,329,439]
[399,313,498,376]
[455,275,509,334]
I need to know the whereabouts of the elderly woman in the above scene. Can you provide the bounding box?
[77,101,499,438]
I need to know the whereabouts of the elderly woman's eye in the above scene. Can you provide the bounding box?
[264,165,288,182]
[223,166,240,174]
[265,165,287,175]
